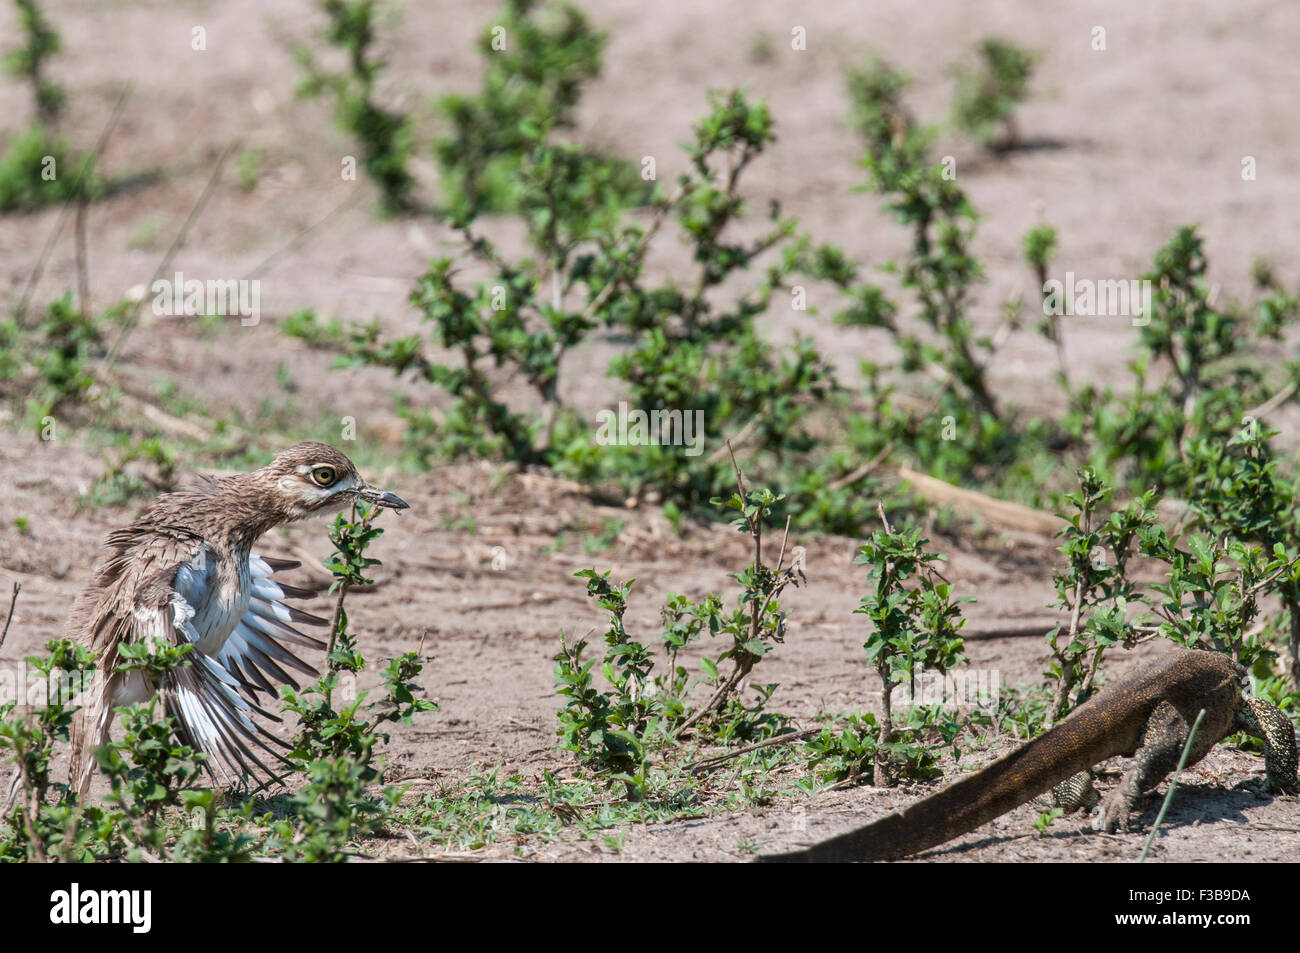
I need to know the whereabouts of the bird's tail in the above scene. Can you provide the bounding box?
[762,702,1128,862]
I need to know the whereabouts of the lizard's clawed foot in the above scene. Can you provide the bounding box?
[1234,775,1295,797]
[1093,788,1138,833]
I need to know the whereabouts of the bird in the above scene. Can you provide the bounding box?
[67,442,409,796]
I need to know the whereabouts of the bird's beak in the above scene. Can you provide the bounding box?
[356,483,410,511]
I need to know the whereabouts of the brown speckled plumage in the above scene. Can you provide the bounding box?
[763,650,1298,862]
[68,442,408,794]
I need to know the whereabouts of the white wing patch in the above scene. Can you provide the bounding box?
[158,553,327,785]
[210,555,327,699]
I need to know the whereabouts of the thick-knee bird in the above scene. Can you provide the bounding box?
[67,442,408,794]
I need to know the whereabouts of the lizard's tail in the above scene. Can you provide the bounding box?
[762,701,1128,862]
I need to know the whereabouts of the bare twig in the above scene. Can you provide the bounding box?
[1244,378,1299,421]
[774,514,791,573]
[961,622,1058,641]
[827,439,896,493]
[676,662,753,736]
[705,415,761,465]
[877,500,894,535]
[0,581,20,649]
[74,190,90,315]
[388,851,485,863]
[15,84,132,325]
[244,189,365,282]
[726,440,748,502]
[684,728,818,774]
[1245,554,1300,597]
[104,142,236,369]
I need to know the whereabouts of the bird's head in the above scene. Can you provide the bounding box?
[260,442,409,520]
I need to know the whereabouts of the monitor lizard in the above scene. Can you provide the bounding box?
[761,649,1298,862]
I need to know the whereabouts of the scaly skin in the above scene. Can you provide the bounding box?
[761,650,1298,862]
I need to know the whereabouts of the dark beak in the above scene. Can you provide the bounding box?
[356,483,410,510]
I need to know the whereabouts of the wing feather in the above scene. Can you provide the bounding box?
[77,542,323,788]
[208,555,326,703]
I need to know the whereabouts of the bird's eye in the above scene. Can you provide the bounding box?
[311,465,337,487]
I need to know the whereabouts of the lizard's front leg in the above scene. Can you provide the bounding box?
[1052,771,1100,813]
[1095,701,1189,833]
[1235,697,1299,795]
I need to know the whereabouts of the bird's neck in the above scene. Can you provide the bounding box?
[209,472,295,552]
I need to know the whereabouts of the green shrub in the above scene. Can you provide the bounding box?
[3,0,64,124]
[951,38,1037,151]
[0,125,96,212]
[853,512,969,783]
[295,0,418,214]
[432,0,639,217]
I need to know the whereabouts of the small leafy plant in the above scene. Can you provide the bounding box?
[854,508,970,784]
[950,38,1037,152]
[276,499,437,856]
[554,471,804,797]
[1046,469,1155,718]
[4,0,64,124]
[0,638,96,862]
[295,0,418,214]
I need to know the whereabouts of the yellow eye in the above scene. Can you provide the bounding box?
[311,465,337,487]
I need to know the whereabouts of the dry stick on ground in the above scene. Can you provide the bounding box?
[963,623,1059,640]
[827,439,897,493]
[108,391,214,442]
[896,467,1061,536]
[103,142,236,369]
[684,728,819,774]
[15,84,132,325]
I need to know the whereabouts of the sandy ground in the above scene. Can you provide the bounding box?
[2,0,1300,861]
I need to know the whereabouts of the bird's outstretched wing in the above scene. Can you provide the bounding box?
[165,553,327,785]
[208,555,328,702]
[73,532,326,788]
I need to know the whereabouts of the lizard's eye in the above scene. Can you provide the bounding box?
[311,465,337,487]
